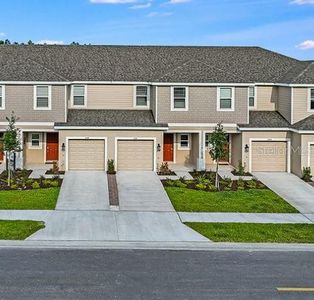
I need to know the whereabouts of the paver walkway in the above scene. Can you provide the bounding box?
[254,172,314,214]
[179,212,313,224]
[117,171,175,212]
[56,171,109,210]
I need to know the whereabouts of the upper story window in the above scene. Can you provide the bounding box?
[135,86,150,107]
[171,87,188,111]
[0,86,4,110]
[248,86,256,109]
[217,87,234,111]
[178,133,190,150]
[34,86,51,110]
[72,85,86,107]
[309,88,314,111]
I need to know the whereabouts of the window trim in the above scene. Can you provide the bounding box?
[178,133,191,150]
[33,85,52,110]
[71,85,87,108]
[171,86,189,111]
[248,86,256,110]
[308,88,314,112]
[133,85,150,108]
[0,85,5,110]
[217,87,235,112]
[29,132,42,149]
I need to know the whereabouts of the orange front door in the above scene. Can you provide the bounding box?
[163,134,174,162]
[46,133,59,161]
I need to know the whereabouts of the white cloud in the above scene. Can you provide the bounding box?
[36,40,64,45]
[147,11,173,17]
[130,2,151,9]
[290,0,314,4]
[168,0,191,3]
[296,40,314,50]
[0,32,5,37]
[90,0,137,3]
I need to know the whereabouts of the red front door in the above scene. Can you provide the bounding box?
[163,134,174,162]
[46,133,59,161]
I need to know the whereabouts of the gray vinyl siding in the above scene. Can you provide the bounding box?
[277,87,291,123]
[157,86,248,124]
[0,85,66,122]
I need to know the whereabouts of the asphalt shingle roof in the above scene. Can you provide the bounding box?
[0,45,312,84]
[55,109,167,128]
[292,115,314,131]
[239,111,291,128]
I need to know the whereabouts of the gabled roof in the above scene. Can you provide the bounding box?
[292,115,314,131]
[0,45,311,84]
[239,111,291,128]
[55,109,167,128]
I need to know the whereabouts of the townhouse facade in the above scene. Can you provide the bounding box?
[0,45,313,176]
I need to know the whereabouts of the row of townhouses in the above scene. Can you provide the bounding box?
[0,45,313,176]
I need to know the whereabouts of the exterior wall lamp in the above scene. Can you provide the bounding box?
[61,143,66,152]
[157,143,161,152]
[244,144,249,153]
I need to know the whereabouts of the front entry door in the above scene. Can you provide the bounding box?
[163,134,174,162]
[46,133,59,161]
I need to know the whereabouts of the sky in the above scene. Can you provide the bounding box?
[0,0,313,60]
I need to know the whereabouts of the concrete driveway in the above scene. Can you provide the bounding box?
[56,171,109,210]
[253,172,314,214]
[117,171,175,212]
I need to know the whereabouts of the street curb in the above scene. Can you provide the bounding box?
[1,240,314,251]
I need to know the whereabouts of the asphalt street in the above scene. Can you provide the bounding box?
[0,248,314,299]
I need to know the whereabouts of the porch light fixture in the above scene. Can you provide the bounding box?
[157,143,161,152]
[245,144,249,153]
[61,143,66,152]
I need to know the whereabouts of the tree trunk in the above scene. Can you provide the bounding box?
[7,151,11,187]
[215,159,220,191]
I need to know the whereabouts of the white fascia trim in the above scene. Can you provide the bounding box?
[238,127,297,132]
[54,126,168,131]
[217,87,235,112]
[291,87,294,124]
[0,85,5,110]
[155,86,158,123]
[0,81,69,85]
[307,142,314,168]
[0,122,55,126]
[133,85,150,109]
[168,123,238,127]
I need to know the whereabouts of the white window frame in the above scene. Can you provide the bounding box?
[33,85,52,110]
[71,85,87,108]
[171,86,189,111]
[29,132,42,149]
[217,87,235,112]
[133,85,150,108]
[308,88,314,112]
[178,133,191,150]
[248,86,256,110]
[0,85,5,110]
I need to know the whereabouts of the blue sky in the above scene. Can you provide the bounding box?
[0,0,313,60]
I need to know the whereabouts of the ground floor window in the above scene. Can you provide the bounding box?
[30,133,42,149]
[178,134,190,150]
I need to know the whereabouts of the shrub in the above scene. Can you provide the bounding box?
[107,159,116,175]
[236,160,246,176]
[196,175,210,185]
[165,180,175,187]
[207,183,217,191]
[173,180,187,188]
[43,179,51,187]
[10,184,18,190]
[237,178,245,190]
[247,179,258,189]
[195,183,207,190]
[220,177,233,191]
[50,181,59,187]
[32,182,40,189]
[51,161,59,174]
[26,179,34,186]
[302,167,312,182]
[158,162,174,176]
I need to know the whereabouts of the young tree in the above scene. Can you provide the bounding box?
[208,123,228,190]
[3,113,21,186]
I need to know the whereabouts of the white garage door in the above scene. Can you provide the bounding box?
[117,140,154,171]
[68,139,105,170]
[252,141,287,172]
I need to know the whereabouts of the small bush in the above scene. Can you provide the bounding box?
[247,179,258,189]
[237,178,245,190]
[158,162,174,176]
[165,180,175,187]
[26,179,34,186]
[32,182,40,189]
[107,159,116,175]
[302,167,312,182]
[236,160,246,176]
[50,181,59,187]
[51,161,59,174]
[42,180,51,187]
[220,177,233,191]
[207,183,217,191]
[173,180,187,188]
[195,183,207,190]
[10,184,18,190]
[196,175,210,185]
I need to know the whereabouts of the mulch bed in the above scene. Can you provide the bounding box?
[107,174,119,206]
[231,170,252,176]
[45,170,65,175]
[157,171,176,176]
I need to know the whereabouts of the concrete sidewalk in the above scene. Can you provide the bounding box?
[179,212,313,223]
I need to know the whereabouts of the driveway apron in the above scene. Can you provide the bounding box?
[56,171,109,210]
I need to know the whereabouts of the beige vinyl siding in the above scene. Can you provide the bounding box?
[0,85,66,122]
[117,140,153,171]
[255,86,277,111]
[231,133,242,168]
[68,140,105,170]
[251,141,287,172]
[277,87,291,122]
[291,132,302,177]
[157,86,248,124]
[24,133,45,166]
[58,130,163,171]
[293,88,312,124]
[69,85,140,110]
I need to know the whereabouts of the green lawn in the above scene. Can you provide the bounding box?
[165,187,298,213]
[186,223,314,243]
[0,220,45,240]
[0,188,60,210]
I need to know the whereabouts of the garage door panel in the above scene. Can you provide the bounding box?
[310,145,314,171]
[252,141,287,172]
[117,140,154,171]
[69,140,105,170]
